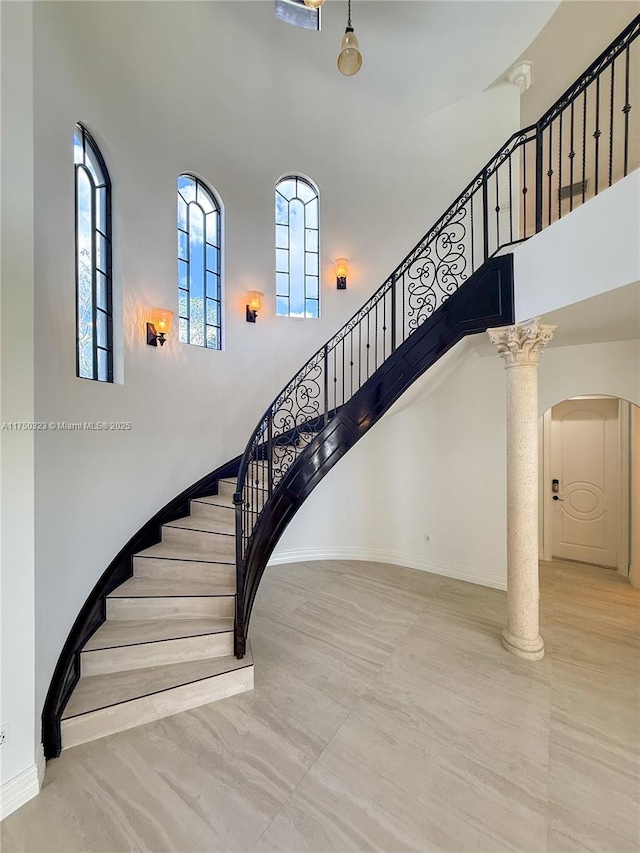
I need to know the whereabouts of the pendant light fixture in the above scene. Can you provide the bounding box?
[303,0,325,8]
[337,0,362,76]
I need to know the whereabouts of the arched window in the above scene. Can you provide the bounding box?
[74,124,112,381]
[177,175,222,349]
[275,175,320,318]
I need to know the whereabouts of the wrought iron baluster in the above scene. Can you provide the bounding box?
[366,311,370,379]
[382,286,387,361]
[535,123,543,233]
[391,274,397,353]
[341,336,345,407]
[558,111,563,221]
[267,413,273,497]
[569,99,575,212]
[482,169,489,259]
[374,303,378,370]
[323,343,329,425]
[233,488,245,658]
[594,73,601,195]
[350,329,354,397]
[249,452,259,516]
[623,45,631,176]
[333,344,337,412]
[582,88,587,205]
[494,169,500,251]
[609,58,615,187]
[358,321,362,389]
[401,271,406,345]
[547,123,553,227]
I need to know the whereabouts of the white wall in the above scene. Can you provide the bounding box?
[271,338,640,589]
[631,406,640,588]
[0,0,43,818]
[272,341,509,587]
[514,172,640,322]
[538,339,640,413]
[31,1,524,729]
[518,1,640,128]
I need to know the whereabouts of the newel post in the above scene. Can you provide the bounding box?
[233,489,246,659]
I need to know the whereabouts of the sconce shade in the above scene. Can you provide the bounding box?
[335,257,348,290]
[153,308,173,336]
[248,291,263,313]
[246,290,264,323]
[337,28,362,76]
[147,308,174,346]
[334,258,348,279]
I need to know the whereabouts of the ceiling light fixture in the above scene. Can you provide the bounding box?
[303,0,325,8]
[337,0,362,76]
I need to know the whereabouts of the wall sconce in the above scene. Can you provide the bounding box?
[246,291,263,323]
[147,308,174,346]
[335,258,348,290]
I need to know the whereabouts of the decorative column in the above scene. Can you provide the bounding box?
[487,318,555,661]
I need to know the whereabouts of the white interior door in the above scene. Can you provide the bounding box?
[550,398,620,568]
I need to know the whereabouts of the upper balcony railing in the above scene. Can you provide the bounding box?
[232,14,640,657]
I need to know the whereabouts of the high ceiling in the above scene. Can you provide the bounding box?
[199,0,562,135]
[73,1,561,146]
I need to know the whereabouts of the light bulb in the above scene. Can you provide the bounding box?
[337,28,362,76]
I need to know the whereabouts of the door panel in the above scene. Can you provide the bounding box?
[550,398,620,567]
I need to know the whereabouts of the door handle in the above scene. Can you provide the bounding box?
[552,495,564,501]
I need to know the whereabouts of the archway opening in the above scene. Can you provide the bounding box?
[539,395,640,586]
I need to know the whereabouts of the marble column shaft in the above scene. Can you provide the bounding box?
[487,318,555,661]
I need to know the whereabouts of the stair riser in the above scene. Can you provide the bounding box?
[81,632,234,676]
[197,494,234,511]
[106,596,235,620]
[61,665,254,750]
[216,480,236,499]
[133,556,234,584]
[161,526,235,558]
[189,501,235,529]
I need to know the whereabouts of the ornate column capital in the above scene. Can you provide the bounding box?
[487,317,556,367]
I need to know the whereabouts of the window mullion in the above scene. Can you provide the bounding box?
[90,177,98,380]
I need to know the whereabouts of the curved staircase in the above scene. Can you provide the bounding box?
[58,481,254,750]
[43,16,640,758]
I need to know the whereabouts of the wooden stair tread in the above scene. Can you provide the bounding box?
[83,618,234,651]
[165,515,234,534]
[63,646,253,719]
[194,494,234,508]
[107,577,235,599]
[135,541,235,564]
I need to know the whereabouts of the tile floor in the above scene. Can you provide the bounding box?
[2,559,638,852]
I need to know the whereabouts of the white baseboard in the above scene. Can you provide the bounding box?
[268,547,507,591]
[0,743,45,821]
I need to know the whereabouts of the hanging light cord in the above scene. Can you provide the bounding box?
[347,0,352,29]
